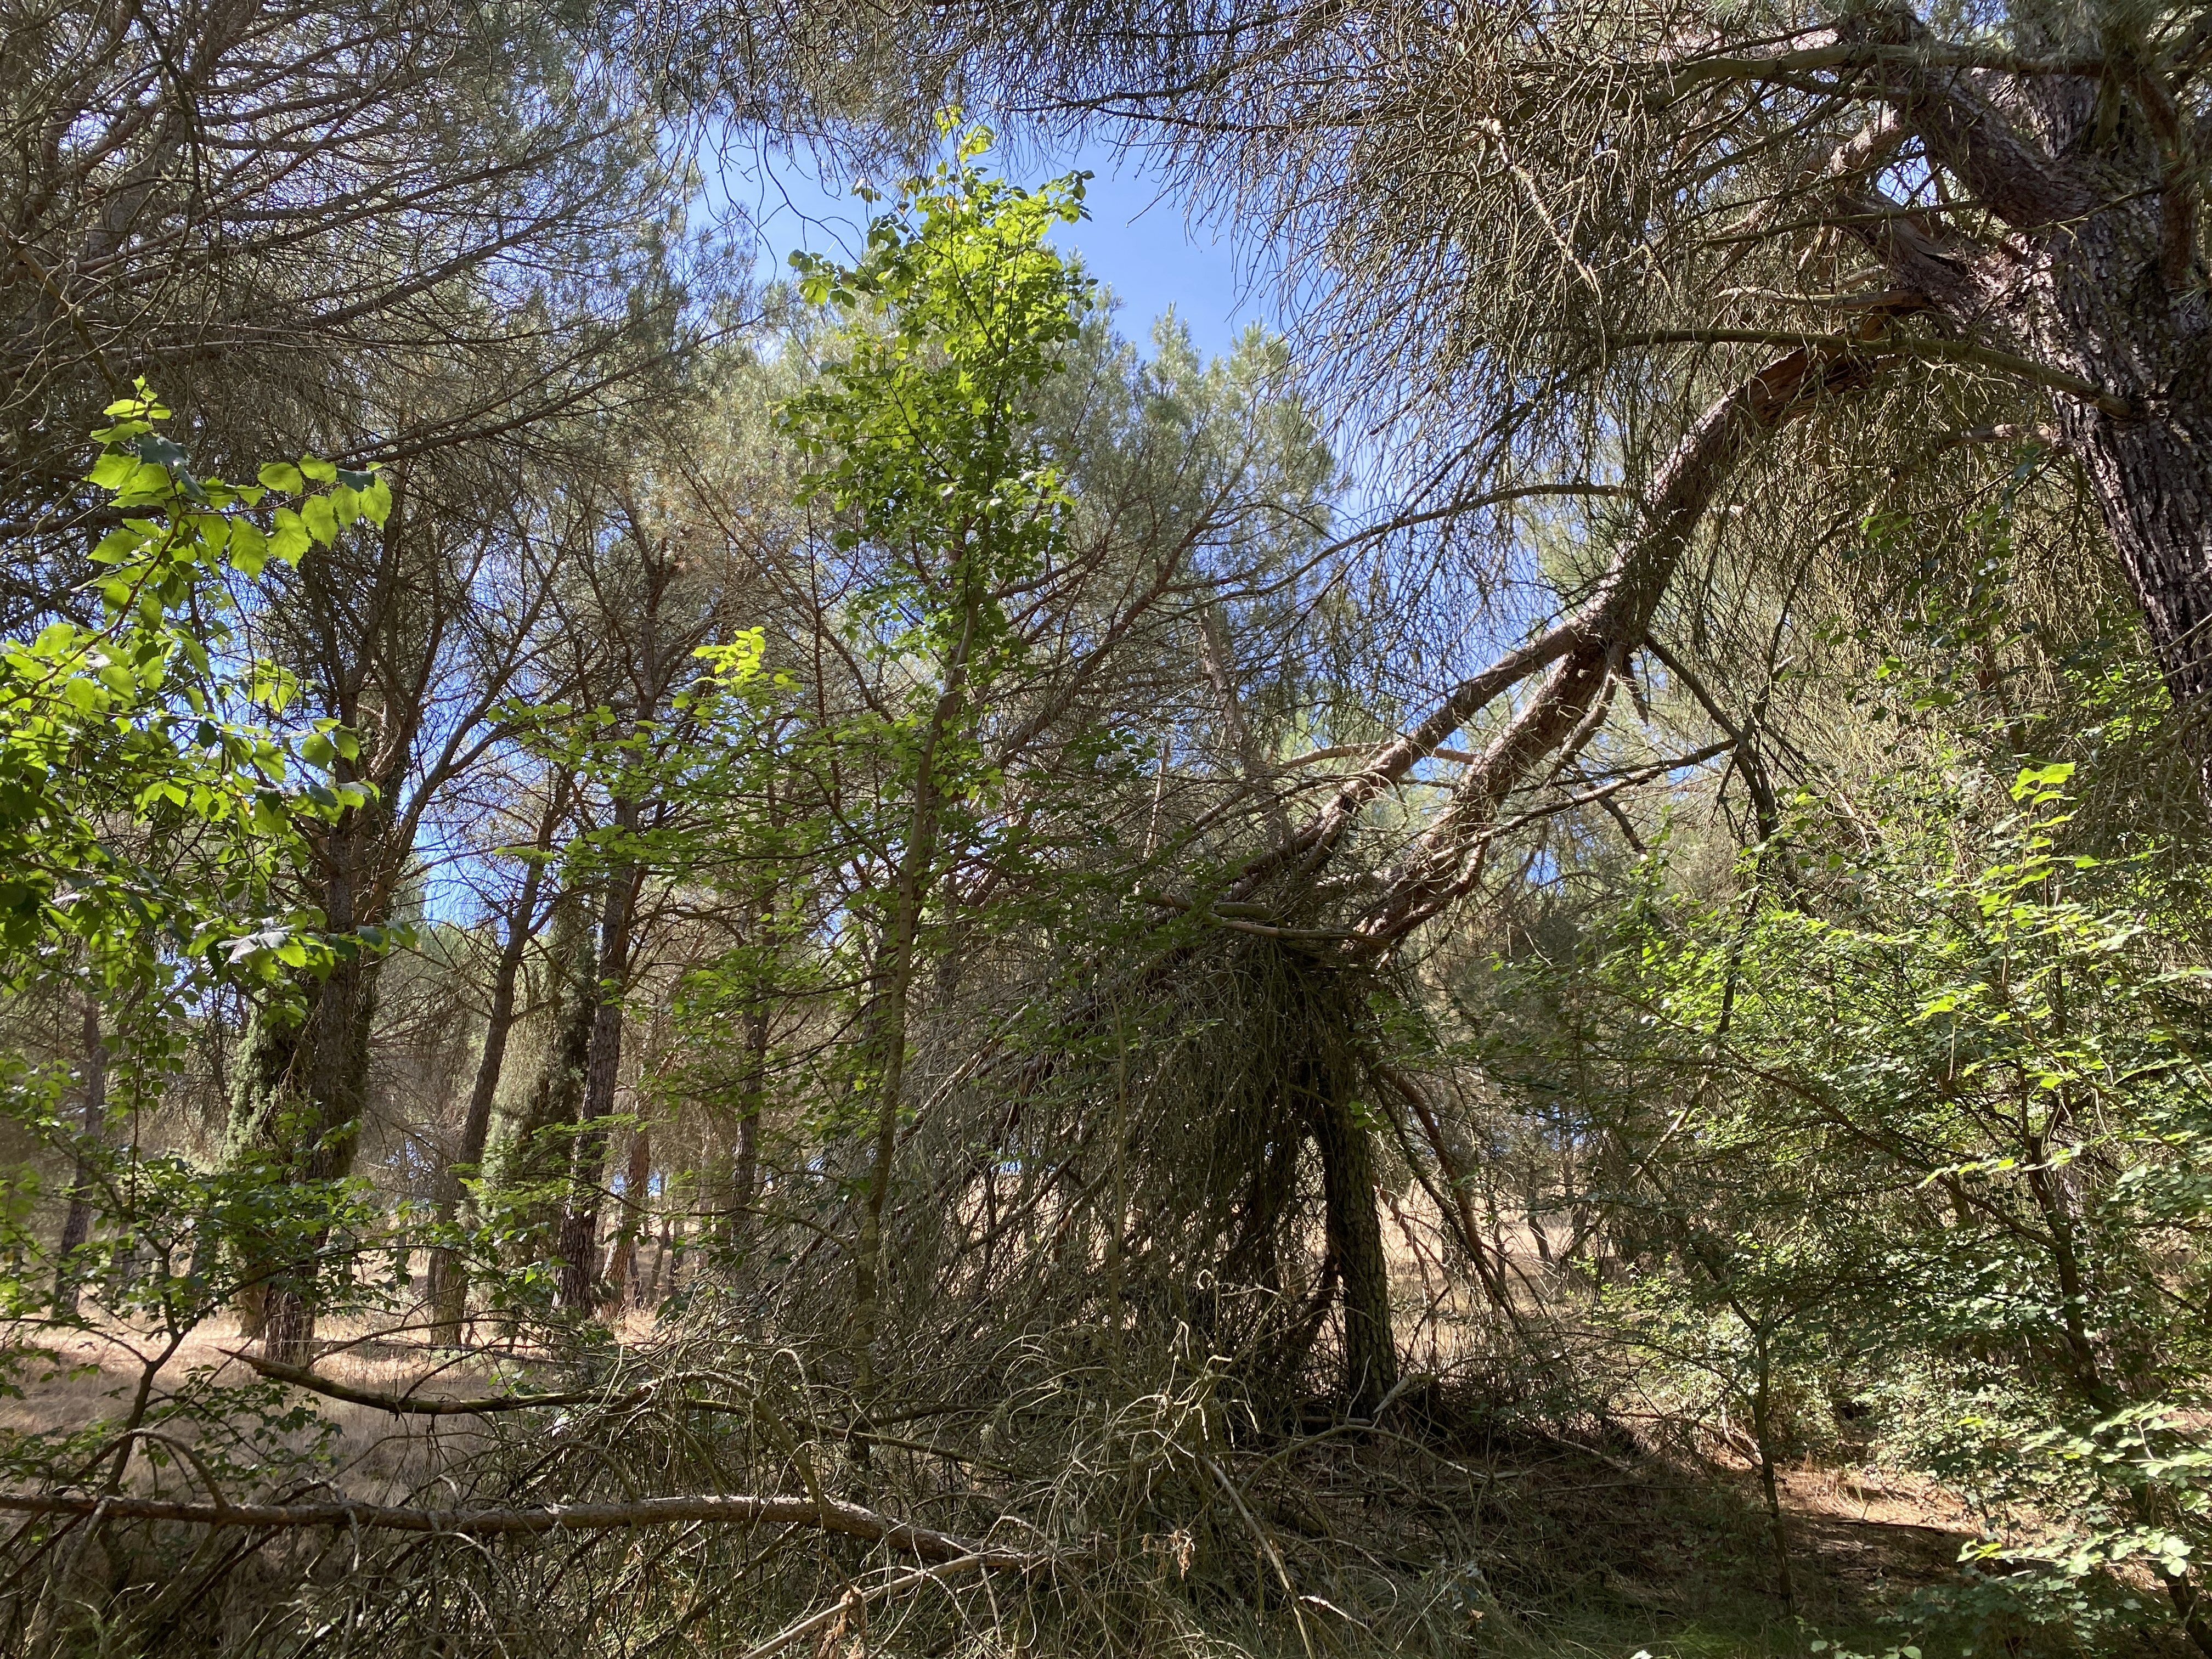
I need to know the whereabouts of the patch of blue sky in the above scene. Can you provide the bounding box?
[697,128,1283,364]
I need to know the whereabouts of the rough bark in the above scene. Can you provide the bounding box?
[1841,8,2212,802]
[489,889,596,1266]
[257,810,386,1363]
[1306,1051,1396,1418]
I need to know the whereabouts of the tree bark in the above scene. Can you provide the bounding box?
[489,889,596,1272]
[556,834,642,1312]
[1843,11,2212,803]
[1306,1045,1396,1418]
[52,998,104,1318]
[258,812,385,1364]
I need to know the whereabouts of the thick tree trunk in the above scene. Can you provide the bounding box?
[2023,162,2212,799]
[1850,18,2212,804]
[1307,1052,1397,1418]
[217,789,398,1364]
[259,956,379,1364]
[2051,389,2212,798]
[487,890,595,1282]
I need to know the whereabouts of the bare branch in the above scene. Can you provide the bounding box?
[0,1491,1036,1566]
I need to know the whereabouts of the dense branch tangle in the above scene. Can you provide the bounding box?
[680,0,2212,798]
[633,0,2212,1431]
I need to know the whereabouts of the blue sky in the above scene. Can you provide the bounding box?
[704,136,1284,362]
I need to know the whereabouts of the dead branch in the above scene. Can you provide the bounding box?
[0,1491,1036,1566]
[229,1351,651,1417]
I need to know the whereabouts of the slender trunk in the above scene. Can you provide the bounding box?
[556,834,640,1312]
[729,1004,770,1245]
[851,848,927,1398]
[647,1210,675,1302]
[2024,1156,2110,1403]
[1748,1341,1798,1619]
[52,1000,104,1317]
[602,1126,651,1311]
[428,838,551,1342]
[851,587,979,1397]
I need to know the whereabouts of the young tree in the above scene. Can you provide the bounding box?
[776,127,1093,1392]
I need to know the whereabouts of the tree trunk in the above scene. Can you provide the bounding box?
[52,999,104,1318]
[727,1003,770,1246]
[1310,1071,1396,1418]
[255,979,377,1362]
[555,836,641,1312]
[601,1125,652,1311]
[1748,1341,1798,1619]
[216,794,394,1364]
[1848,23,2212,805]
[2051,387,2212,798]
[483,888,596,1301]
[428,804,557,1344]
[851,583,979,1396]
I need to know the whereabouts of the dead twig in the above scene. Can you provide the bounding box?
[0,1491,1037,1567]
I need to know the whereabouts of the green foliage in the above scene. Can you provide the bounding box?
[1497,599,2212,1651]
[782,118,1090,685]
[0,391,409,1478]
[0,381,385,998]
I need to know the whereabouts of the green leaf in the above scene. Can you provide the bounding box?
[89,528,142,566]
[229,519,269,577]
[258,461,305,494]
[269,510,311,565]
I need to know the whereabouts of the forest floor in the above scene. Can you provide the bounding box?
[0,1319,2002,1658]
